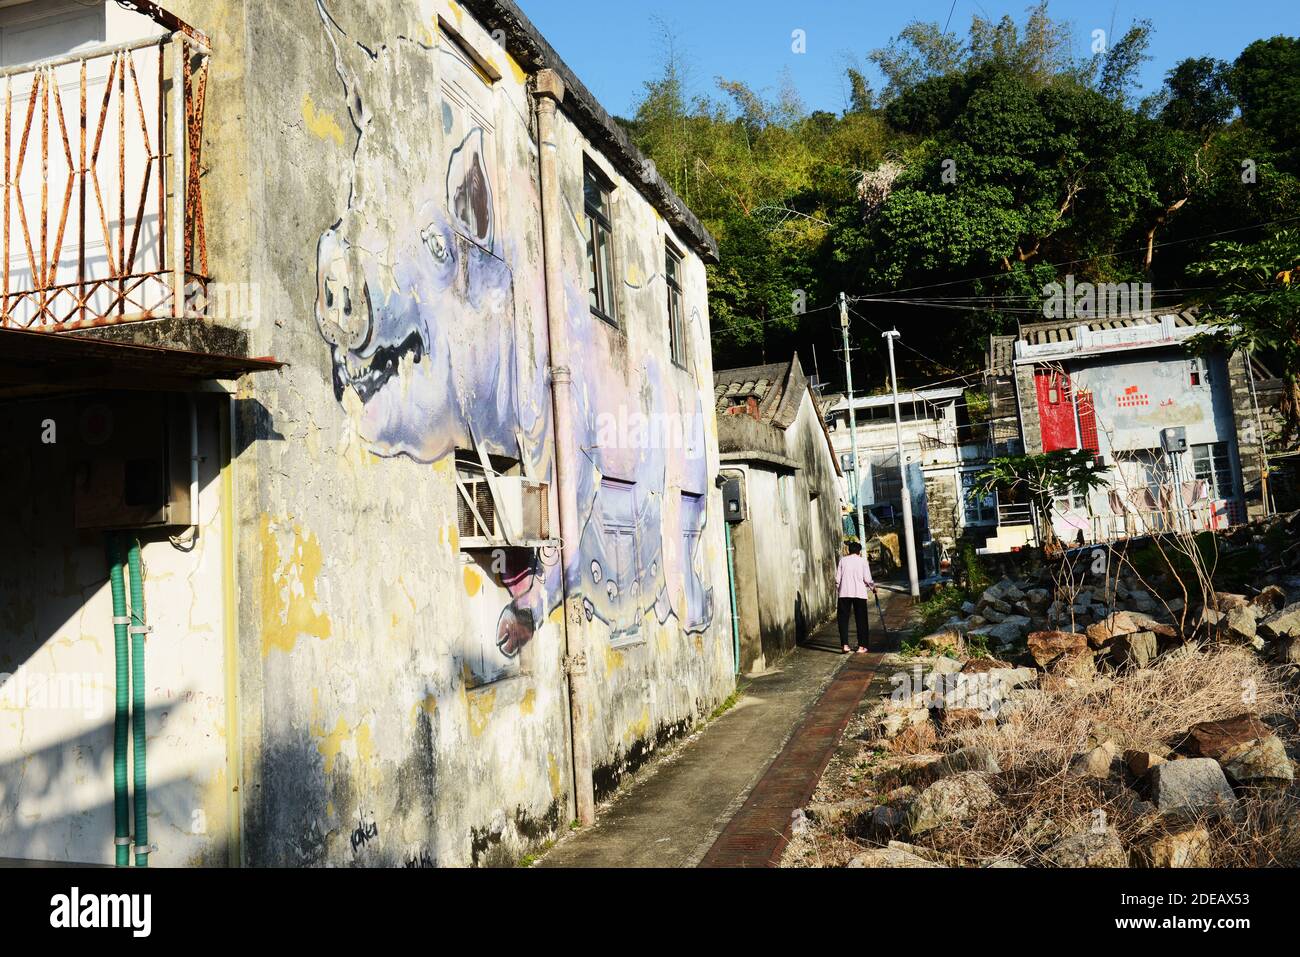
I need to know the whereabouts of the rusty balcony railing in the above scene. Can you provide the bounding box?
[0,30,208,331]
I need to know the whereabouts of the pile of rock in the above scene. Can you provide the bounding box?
[816,693,1294,867]
[919,565,1300,670]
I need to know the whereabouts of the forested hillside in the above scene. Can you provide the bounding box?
[618,3,1300,389]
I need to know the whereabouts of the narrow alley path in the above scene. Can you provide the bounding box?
[537,586,913,868]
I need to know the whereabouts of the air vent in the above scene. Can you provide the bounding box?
[457,478,496,539]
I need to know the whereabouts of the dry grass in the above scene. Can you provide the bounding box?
[897,645,1300,867]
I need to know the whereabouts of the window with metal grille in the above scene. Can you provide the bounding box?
[666,242,686,365]
[584,159,617,325]
[1192,441,1234,499]
[1076,389,1100,452]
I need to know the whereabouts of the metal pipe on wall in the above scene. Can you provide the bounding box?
[532,68,595,827]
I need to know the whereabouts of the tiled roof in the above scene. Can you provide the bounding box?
[713,353,808,429]
[1018,308,1199,346]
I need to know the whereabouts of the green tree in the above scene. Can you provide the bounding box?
[1190,228,1300,438]
[970,450,1111,549]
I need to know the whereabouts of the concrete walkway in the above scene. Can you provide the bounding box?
[538,586,910,868]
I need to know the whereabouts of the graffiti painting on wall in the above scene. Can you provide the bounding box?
[311,1,712,666]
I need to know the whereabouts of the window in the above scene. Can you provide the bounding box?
[961,470,996,525]
[1053,491,1087,513]
[666,242,686,365]
[583,160,617,324]
[1192,441,1234,499]
[598,478,639,641]
[1188,357,1210,388]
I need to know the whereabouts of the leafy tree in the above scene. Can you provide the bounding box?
[970,450,1111,548]
[1231,36,1300,172]
[1190,228,1300,438]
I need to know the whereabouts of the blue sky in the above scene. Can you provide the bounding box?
[517,0,1295,117]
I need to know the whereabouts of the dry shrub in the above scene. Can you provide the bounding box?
[911,644,1299,867]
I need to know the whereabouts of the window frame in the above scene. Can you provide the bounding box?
[583,159,619,326]
[1192,441,1234,500]
[665,240,686,367]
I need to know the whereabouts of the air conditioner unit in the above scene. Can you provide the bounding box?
[457,476,551,548]
[73,393,192,530]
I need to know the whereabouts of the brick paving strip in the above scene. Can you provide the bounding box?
[696,653,882,867]
[698,591,914,868]
[537,587,912,868]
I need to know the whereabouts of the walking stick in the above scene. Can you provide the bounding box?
[873,589,889,643]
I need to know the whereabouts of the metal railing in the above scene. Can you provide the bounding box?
[996,502,1034,526]
[0,31,209,331]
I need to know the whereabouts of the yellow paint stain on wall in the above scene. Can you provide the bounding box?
[547,753,562,798]
[260,515,332,658]
[317,717,351,774]
[506,52,527,85]
[302,94,344,146]
[694,634,704,655]
[604,645,625,677]
[656,629,671,654]
[623,708,651,746]
[467,687,496,737]
[520,688,535,715]
[463,566,482,597]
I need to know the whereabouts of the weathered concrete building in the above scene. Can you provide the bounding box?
[0,0,734,867]
[714,355,843,673]
[980,311,1270,550]
[825,386,990,575]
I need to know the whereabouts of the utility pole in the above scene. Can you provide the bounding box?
[839,292,866,545]
[883,328,920,597]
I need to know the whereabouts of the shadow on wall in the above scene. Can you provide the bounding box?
[0,704,231,866]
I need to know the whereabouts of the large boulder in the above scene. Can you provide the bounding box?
[847,841,946,868]
[919,629,964,656]
[1111,631,1159,670]
[1175,714,1272,759]
[1070,740,1122,780]
[1086,611,1141,648]
[907,772,998,835]
[1027,630,1087,668]
[1219,735,1294,785]
[1147,759,1237,820]
[1042,825,1128,867]
[1124,749,1168,778]
[1260,602,1300,641]
[1143,827,1211,868]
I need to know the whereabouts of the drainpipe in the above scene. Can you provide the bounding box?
[105,533,131,867]
[126,539,150,866]
[533,68,595,827]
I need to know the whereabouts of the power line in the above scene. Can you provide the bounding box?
[854,214,1300,300]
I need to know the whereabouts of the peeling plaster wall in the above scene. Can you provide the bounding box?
[193,0,732,865]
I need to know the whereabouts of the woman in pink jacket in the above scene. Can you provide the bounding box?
[835,541,876,654]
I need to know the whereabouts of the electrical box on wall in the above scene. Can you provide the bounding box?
[73,393,192,530]
[1160,426,1188,454]
[722,477,746,523]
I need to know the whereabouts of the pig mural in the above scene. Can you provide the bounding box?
[312,2,713,661]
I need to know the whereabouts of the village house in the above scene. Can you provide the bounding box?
[714,354,844,673]
[980,310,1274,552]
[824,385,993,576]
[0,0,735,867]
